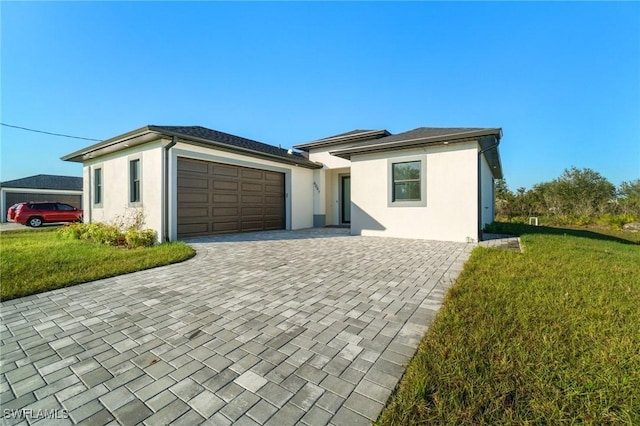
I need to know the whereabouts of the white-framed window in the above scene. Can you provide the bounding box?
[388,156,427,207]
[129,158,142,205]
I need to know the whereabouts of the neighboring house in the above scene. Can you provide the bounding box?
[62,125,502,243]
[0,174,83,222]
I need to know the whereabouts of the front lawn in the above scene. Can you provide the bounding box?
[377,223,640,425]
[0,229,195,300]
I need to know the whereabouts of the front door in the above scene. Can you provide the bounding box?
[340,175,351,224]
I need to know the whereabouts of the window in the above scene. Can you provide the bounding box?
[130,159,141,203]
[392,161,421,201]
[94,168,102,205]
[56,203,75,211]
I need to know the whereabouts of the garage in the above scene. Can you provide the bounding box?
[177,157,285,238]
[5,192,81,209]
[1,174,83,223]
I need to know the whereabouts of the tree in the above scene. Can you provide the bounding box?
[617,179,640,217]
[552,167,616,218]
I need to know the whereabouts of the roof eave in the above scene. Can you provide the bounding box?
[293,129,390,151]
[62,126,322,169]
[149,127,322,169]
[330,128,502,159]
[61,126,158,162]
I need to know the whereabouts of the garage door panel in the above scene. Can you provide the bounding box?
[241,207,263,216]
[213,207,239,216]
[179,177,209,189]
[178,160,208,174]
[178,192,209,203]
[241,220,264,231]
[241,169,263,180]
[178,207,209,218]
[265,184,284,194]
[264,206,283,216]
[241,182,263,192]
[241,194,263,204]
[213,221,240,232]
[177,223,209,234]
[265,172,283,182]
[265,195,284,205]
[213,194,239,203]
[177,157,285,238]
[213,165,239,177]
[213,180,239,191]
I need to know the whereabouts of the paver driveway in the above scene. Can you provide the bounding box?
[1,228,473,425]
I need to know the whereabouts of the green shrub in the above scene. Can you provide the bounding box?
[57,222,157,248]
[597,213,638,230]
[125,228,157,248]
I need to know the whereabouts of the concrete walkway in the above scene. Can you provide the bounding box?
[1,229,474,425]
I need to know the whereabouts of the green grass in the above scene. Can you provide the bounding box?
[0,229,195,300]
[377,223,640,425]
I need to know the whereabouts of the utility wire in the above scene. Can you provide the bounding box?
[1,123,102,142]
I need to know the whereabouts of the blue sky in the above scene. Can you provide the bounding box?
[1,1,639,190]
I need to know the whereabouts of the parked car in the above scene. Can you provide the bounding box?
[7,202,83,227]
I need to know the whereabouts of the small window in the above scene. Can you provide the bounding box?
[130,159,141,203]
[392,161,421,201]
[94,168,102,205]
[57,203,75,211]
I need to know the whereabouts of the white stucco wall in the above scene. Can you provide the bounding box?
[480,153,495,230]
[307,144,353,226]
[306,143,353,169]
[350,141,480,242]
[83,142,165,240]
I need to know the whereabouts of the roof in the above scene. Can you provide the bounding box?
[293,129,390,151]
[0,174,83,191]
[329,127,503,178]
[62,125,322,169]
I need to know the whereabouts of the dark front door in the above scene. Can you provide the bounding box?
[341,175,351,224]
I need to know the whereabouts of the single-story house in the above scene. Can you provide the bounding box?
[0,174,83,222]
[62,125,502,243]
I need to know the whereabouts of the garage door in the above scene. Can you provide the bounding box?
[5,193,82,209]
[177,158,285,238]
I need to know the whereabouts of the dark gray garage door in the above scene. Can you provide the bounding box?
[5,193,82,209]
[177,158,285,238]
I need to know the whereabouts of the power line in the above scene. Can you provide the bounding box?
[1,123,102,142]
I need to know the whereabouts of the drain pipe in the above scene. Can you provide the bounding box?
[164,136,178,242]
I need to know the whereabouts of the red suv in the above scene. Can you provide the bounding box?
[7,202,83,227]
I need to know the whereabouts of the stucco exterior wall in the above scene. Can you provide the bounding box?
[480,153,495,230]
[306,143,353,169]
[350,141,480,242]
[83,142,165,240]
[307,144,353,226]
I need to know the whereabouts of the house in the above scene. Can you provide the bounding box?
[62,125,502,243]
[0,174,83,222]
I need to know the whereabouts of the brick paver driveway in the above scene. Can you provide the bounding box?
[1,229,473,425]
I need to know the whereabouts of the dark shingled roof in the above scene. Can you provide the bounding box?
[0,174,82,191]
[150,125,320,168]
[293,129,390,151]
[347,127,492,148]
[62,125,321,169]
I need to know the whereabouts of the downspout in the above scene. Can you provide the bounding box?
[87,167,92,223]
[163,137,178,242]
